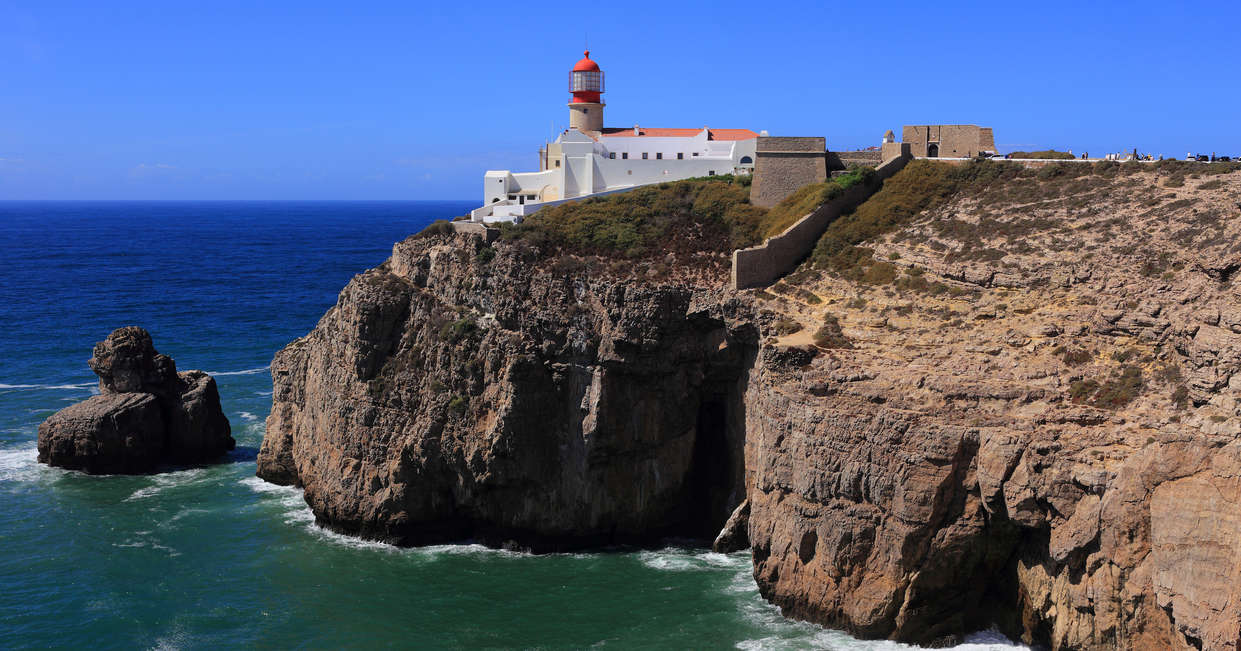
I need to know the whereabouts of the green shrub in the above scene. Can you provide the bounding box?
[1070,379,1100,402]
[1053,346,1092,366]
[1199,179,1225,190]
[448,395,468,415]
[439,317,477,344]
[475,247,496,265]
[846,297,868,309]
[1090,366,1144,408]
[1171,384,1190,409]
[419,220,455,237]
[773,318,803,336]
[812,314,852,349]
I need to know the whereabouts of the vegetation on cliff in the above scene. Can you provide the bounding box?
[760,167,875,238]
[471,166,880,263]
[495,176,766,258]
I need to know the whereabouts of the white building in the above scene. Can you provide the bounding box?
[471,51,759,223]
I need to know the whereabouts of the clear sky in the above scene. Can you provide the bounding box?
[2,0,1238,200]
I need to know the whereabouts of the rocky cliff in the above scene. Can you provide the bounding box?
[258,163,1241,649]
[39,326,234,474]
[256,227,757,549]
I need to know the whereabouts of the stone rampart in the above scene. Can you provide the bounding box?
[732,154,911,290]
[450,221,499,243]
[827,150,882,171]
[750,137,827,208]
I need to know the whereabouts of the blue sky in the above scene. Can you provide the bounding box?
[1,0,1238,200]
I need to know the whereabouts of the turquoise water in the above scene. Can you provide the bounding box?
[0,202,1023,649]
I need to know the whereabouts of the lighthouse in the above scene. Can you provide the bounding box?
[474,50,760,223]
[568,50,604,135]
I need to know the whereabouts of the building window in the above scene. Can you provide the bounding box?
[609,152,615,159]
[677,152,684,160]
[692,152,699,157]
[740,156,753,164]
[627,170,632,175]
[555,160,561,167]
[622,152,628,160]
[708,171,715,176]
[656,152,663,160]
[642,152,648,159]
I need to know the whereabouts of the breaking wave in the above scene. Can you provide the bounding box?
[207,366,270,377]
[122,468,210,501]
[0,445,40,482]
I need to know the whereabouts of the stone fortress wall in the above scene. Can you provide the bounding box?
[902,124,995,158]
[732,152,912,290]
[827,150,882,170]
[748,137,828,208]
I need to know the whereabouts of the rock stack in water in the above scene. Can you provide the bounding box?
[37,327,234,474]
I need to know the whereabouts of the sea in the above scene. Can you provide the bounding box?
[0,201,1025,650]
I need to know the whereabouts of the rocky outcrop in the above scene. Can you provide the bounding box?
[38,327,234,474]
[257,236,756,550]
[258,167,1241,649]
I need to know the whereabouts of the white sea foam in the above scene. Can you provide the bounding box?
[238,476,537,556]
[0,381,97,391]
[239,411,258,422]
[122,467,209,501]
[207,366,270,377]
[240,476,314,525]
[0,445,41,482]
[730,571,1029,651]
[113,537,180,557]
[637,548,750,572]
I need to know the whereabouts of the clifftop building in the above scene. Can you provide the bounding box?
[902,125,995,158]
[472,51,759,223]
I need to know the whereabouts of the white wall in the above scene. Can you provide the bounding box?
[477,128,758,222]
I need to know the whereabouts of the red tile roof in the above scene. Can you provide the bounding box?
[599,127,758,141]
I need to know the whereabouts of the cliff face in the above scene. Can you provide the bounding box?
[257,233,757,548]
[258,164,1241,649]
[742,164,1241,649]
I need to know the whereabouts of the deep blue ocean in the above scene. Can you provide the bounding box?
[0,201,1023,649]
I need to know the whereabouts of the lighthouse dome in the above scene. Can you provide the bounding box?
[573,50,600,71]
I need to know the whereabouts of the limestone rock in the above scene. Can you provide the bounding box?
[712,498,750,552]
[37,393,164,474]
[37,327,234,474]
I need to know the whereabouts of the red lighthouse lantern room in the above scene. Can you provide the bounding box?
[569,50,604,103]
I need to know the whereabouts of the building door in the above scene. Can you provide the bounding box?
[927,143,939,158]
